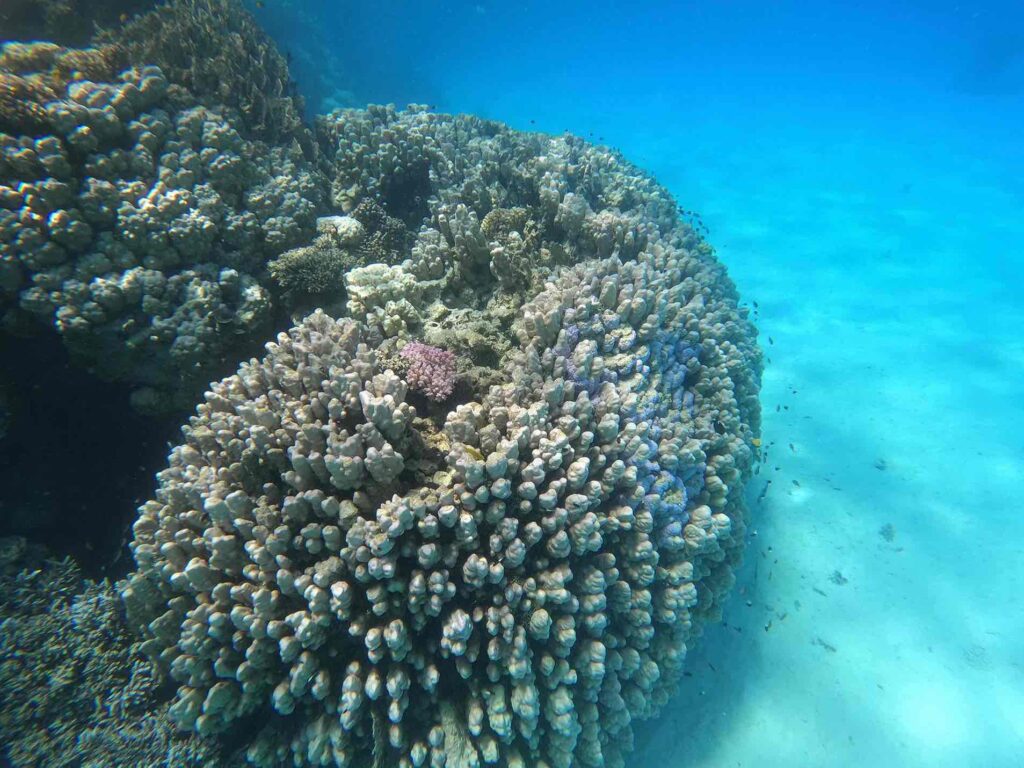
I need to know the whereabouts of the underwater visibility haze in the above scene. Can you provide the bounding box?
[0,1,1022,767]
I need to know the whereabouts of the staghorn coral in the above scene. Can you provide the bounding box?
[0,555,226,767]
[122,208,760,767]
[0,47,324,411]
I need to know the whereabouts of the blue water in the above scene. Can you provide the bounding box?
[253,2,1024,766]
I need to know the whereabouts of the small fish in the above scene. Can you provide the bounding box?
[789,443,795,452]
[792,479,800,487]
[768,336,774,345]
[255,0,265,7]
[530,119,536,124]
[751,437,762,447]
[814,637,837,653]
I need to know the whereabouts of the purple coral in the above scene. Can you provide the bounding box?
[400,341,457,401]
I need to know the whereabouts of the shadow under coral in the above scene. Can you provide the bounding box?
[0,330,181,577]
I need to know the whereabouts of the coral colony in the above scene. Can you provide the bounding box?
[0,1,761,766]
[400,341,458,402]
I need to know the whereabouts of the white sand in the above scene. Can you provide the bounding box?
[628,98,1024,767]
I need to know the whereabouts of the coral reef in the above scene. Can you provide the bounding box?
[315,105,679,377]
[0,42,324,411]
[0,24,760,759]
[268,207,410,310]
[0,0,155,48]
[269,215,364,300]
[109,0,312,150]
[122,217,759,766]
[0,554,227,767]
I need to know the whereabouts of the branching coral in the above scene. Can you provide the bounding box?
[0,556,225,767]
[4,10,760,768]
[123,219,759,767]
[315,105,684,374]
[400,341,457,402]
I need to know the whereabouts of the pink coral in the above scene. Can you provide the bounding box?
[400,341,457,402]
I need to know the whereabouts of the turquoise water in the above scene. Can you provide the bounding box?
[255,2,1024,766]
[1,1,1021,765]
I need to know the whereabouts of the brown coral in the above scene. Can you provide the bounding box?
[0,73,57,135]
[108,0,311,150]
[351,199,412,265]
[0,41,126,100]
[0,0,154,48]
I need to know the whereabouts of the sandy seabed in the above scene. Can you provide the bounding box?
[625,94,1024,768]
